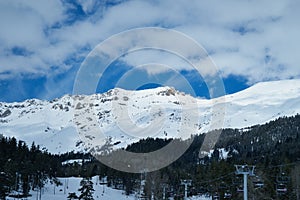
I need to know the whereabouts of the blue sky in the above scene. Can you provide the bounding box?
[0,0,299,102]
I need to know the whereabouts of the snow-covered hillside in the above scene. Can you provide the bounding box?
[6,176,211,200]
[7,176,136,200]
[0,79,300,154]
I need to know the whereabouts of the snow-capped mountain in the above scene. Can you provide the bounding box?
[0,79,300,154]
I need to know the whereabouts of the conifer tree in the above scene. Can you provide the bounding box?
[0,172,11,200]
[78,177,94,200]
[67,192,78,199]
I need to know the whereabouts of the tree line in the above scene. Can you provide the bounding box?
[1,114,300,199]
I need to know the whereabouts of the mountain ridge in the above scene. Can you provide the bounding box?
[0,79,300,154]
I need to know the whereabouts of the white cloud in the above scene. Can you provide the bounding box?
[0,0,299,84]
[0,0,67,78]
[120,50,191,74]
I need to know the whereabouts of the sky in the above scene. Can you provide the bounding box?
[0,0,299,102]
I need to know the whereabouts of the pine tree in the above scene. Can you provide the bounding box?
[78,177,94,200]
[0,172,11,200]
[67,192,78,199]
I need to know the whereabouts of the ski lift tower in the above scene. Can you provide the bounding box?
[181,179,192,199]
[235,165,255,200]
[161,183,168,200]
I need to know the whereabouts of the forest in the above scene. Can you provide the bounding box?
[1,114,300,199]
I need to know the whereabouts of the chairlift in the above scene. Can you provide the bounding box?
[218,181,227,190]
[99,180,107,185]
[232,176,243,192]
[224,190,232,199]
[206,184,214,193]
[236,184,244,193]
[232,176,242,185]
[174,193,184,198]
[212,192,220,200]
[253,180,264,189]
[252,176,264,189]
[275,171,289,195]
[276,175,289,184]
[276,183,287,194]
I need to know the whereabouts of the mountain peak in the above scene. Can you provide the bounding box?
[0,79,300,153]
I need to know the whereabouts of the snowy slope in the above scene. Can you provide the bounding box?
[6,176,136,200]
[0,79,300,154]
[6,176,211,200]
[224,79,300,128]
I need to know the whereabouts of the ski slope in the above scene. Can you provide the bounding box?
[6,176,211,200]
